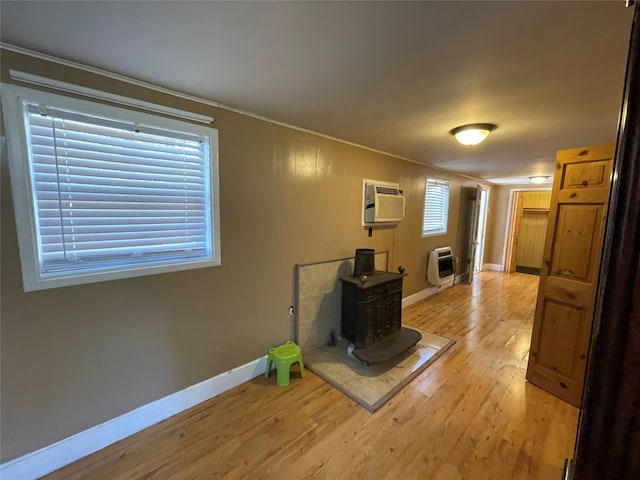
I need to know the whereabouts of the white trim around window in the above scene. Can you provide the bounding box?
[1,83,221,291]
[9,69,215,124]
[422,178,450,237]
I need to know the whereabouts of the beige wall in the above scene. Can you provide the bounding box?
[0,49,488,461]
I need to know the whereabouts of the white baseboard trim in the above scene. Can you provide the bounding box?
[0,355,270,480]
[402,285,440,308]
[482,263,503,271]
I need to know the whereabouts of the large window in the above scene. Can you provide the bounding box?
[1,84,220,291]
[422,178,449,236]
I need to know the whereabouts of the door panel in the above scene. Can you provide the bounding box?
[562,161,608,188]
[550,205,603,282]
[526,144,614,407]
[536,299,583,378]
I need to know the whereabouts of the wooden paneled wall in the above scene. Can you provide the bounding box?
[516,212,548,267]
[516,192,551,268]
[522,191,552,209]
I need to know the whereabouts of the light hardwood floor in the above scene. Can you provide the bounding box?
[44,272,578,480]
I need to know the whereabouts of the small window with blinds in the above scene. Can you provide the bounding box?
[1,85,220,291]
[422,178,449,236]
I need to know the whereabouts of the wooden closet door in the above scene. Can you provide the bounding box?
[526,144,614,407]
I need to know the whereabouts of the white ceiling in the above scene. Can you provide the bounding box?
[0,1,633,183]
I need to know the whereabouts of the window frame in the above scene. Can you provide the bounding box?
[1,83,221,292]
[422,178,450,237]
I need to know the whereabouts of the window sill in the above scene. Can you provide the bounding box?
[422,231,447,238]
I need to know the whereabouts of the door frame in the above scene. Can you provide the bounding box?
[573,2,639,476]
[466,184,483,283]
[501,187,552,272]
[473,186,490,273]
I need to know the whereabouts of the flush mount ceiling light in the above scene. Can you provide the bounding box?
[450,123,497,146]
[529,176,550,184]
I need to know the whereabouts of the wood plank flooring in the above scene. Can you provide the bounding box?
[43,272,578,480]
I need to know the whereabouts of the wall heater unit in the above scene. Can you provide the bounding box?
[428,247,455,287]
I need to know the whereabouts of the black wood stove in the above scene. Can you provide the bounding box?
[339,249,421,365]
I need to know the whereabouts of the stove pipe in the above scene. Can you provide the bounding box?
[353,248,375,276]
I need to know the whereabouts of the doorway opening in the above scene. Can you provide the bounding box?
[462,185,490,284]
[473,187,490,274]
[503,188,552,274]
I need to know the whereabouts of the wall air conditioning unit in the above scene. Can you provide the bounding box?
[362,179,405,225]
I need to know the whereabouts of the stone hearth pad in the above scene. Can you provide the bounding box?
[304,326,455,412]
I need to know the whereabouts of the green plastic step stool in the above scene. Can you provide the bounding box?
[265,340,306,386]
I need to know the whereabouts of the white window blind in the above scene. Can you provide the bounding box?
[422,179,449,236]
[26,103,212,275]
[1,84,220,291]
